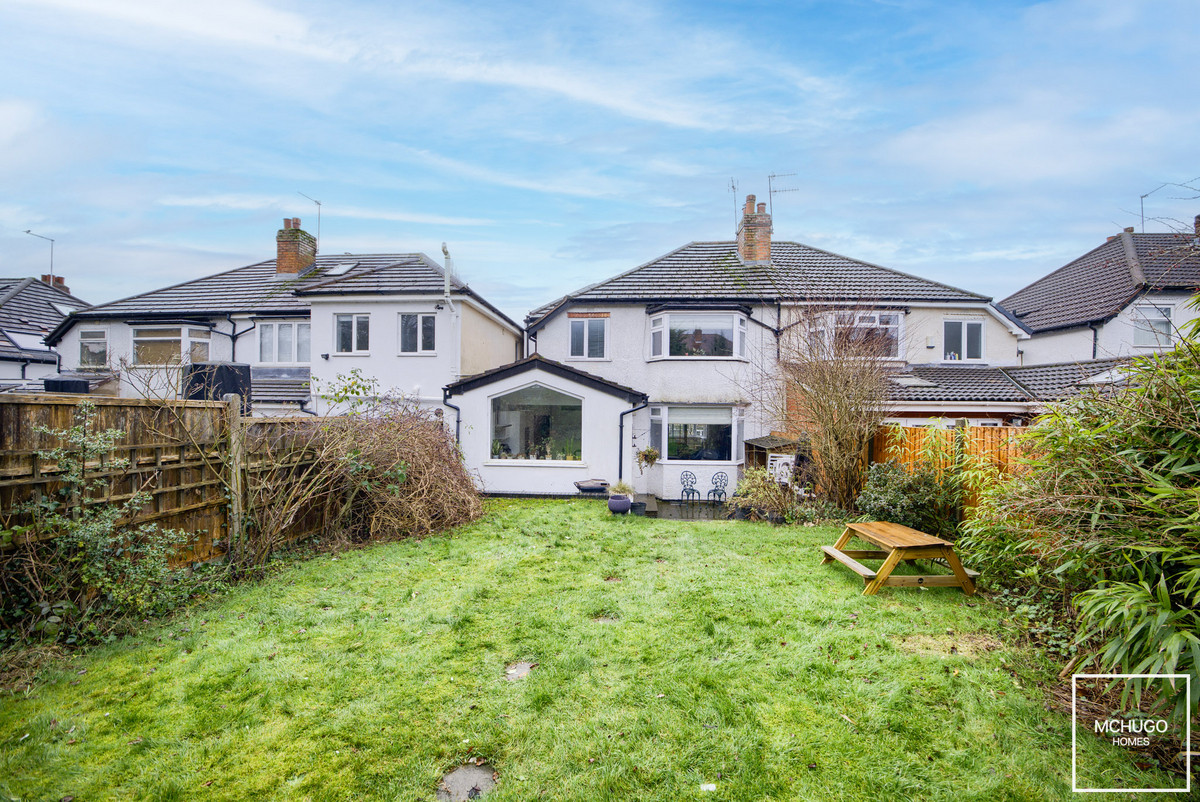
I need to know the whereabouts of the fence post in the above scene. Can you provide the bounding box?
[224,394,246,564]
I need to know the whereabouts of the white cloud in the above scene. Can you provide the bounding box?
[158,194,493,225]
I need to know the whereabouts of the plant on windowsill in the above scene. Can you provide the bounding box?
[635,446,660,475]
[608,480,635,514]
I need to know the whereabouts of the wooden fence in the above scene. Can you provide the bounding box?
[0,394,327,565]
[869,424,1028,507]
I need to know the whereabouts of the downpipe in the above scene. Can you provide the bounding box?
[617,399,649,480]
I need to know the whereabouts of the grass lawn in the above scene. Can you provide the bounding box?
[0,499,1182,800]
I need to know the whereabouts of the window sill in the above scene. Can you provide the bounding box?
[647,356,747,362]
[565,357,610,362]
[331,352,371,357]
[397,352,438,357]
[484,459,589,468]
[662,459,744,466]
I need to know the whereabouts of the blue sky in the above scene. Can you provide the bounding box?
[3,0,1198,322]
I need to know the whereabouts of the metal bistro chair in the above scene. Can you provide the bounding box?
[680,471,700,502]
[708,471,729,502]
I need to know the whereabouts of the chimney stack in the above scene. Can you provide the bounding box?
[1194,214,1199,238]
[736,194,772,264]
[41,274,70,293]
[276,217,316,274]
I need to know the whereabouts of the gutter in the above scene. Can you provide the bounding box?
[617,398,650,480]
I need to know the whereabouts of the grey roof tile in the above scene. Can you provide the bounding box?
[886,358,1131,404]
[0,277,90,362]
[1000,231,1200,333]
[527,241,987,326]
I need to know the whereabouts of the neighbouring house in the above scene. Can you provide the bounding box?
[1001,217,1200,363]
[0,275,89,387]
[46,219,523,413]
[446,195,1029,498]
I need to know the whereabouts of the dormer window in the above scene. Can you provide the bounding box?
[944,320,983,361]
[649,312,746,359]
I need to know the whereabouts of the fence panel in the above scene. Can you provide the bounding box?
[0,394,232,563]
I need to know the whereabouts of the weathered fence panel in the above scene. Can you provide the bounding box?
[870,424,1027,508]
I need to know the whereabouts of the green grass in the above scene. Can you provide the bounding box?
[0,499,1183,800]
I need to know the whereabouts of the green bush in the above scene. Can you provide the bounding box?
[961,305,1200,726]
[731,468,843,524]
[855,460,963,538]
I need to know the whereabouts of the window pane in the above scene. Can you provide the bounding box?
[587,319,604,358]
[80,340,107,366]
[80,330,106,340]
[667,406,732,461]
[277,323,293,361]
[569,320,584,357]
[259,324,275,362]
[491,384,582,459]
[400,314,417,352]
[189,328,211,339]
[336,316,353,352]
[356,316,370,351]
[297,324,310,362]
[422,315,436,351]
[189,341,210,362]
[134,339,180,365]
[669,314,733,357]
[944,321,962,360]
[651,330,662,356]
[134,328,181,338]
[649,419,662,453]
[966,322,982,360]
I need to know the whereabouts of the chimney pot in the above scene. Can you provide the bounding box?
[1124,227,1135,233]
[757,202,766,214]
[1194,214,1199,237]
[292,217,300,229]
[1106,235,1116,242]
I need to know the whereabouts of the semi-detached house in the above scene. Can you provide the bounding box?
[46,219,523,413]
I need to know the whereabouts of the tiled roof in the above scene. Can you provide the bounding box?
[1000,231,1200,333]
[887,358,1131,404]
[445,354,646,403]
[48,253,520,344]
[0,277,89,362]
[527,241,988,327]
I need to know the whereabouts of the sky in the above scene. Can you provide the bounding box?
[2,0,1198,323]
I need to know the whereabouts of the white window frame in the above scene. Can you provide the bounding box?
[568,317,608,360]
[647,404,744,464]
[258,321,311,364]
[334,313,370,355]
[78,329,108,368]
[131,326,211,366]
[648,312,748,361]
[1132,304,1173,348]
[399,312,437,355]
[810,310,903,360]
[943,319,984,362]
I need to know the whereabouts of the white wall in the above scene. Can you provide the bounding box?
[451,368,634,495]
[1018,327,1093,364]
[901,305,1023,366]
[0,360,58,381]
[1017,292,1200,364]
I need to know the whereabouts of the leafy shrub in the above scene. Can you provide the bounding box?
[0,402,192,646]
[731,468,844,524]
[855,461,963,538]
[962,305,1200,727]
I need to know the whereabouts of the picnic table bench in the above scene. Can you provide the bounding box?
[821,521,979,595]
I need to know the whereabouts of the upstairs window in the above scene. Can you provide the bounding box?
[649,313,745,359]
[1133,305,1172,347]
[569,317,607,359]
[808,311,901,359]
[79,329,107,367]
[259,321,311,363]
[335,314,370,354]
[132,327,210,365]
[400,313,436,354]
[944,320,982,361]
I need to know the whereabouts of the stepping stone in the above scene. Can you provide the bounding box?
[437,763,497,801]
[504,661,536,680]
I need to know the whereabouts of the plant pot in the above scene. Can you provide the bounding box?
[630,501,647,516]
[608,495,632,514]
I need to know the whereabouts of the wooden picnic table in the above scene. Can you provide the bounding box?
[821,521,979,595]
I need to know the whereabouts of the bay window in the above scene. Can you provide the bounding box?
[944,320,983,361]
[132,327,210,365]
[335,314,370,354]
[258,321,311,363]
[649,312,746,359]
[647,405,744,462]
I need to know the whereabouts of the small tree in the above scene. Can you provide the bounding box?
[769,305,897,509]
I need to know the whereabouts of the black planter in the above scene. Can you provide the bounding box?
[630,501,647,516]
[608,495,633,514]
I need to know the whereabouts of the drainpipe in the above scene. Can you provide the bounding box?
[1089,323,1100,359]
[442,387,462,442]
[617,399,650,480]
[442,245,461,382]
